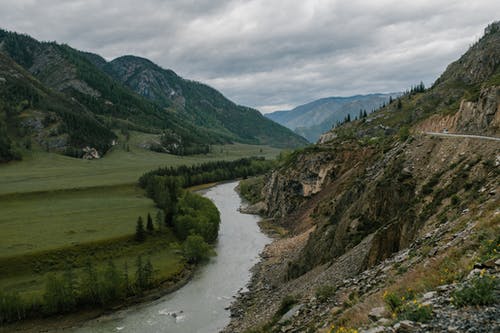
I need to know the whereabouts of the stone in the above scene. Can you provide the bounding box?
[395,320,418,332]
[277,304,302,324]
[422,291,437,300]
[378,318,392,325]
[82,146,100,159]
[467,268,482,279]
[362,326,387,333]
[369,307,388,321]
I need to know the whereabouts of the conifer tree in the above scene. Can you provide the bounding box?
[135,256,145,290]
[155,210,164,231]
[146,213,154,232]
[135,216,145,242]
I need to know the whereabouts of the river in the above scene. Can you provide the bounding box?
[71,181,270,333]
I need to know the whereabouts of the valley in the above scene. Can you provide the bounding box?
[0,137,280,324]
[0,4,499,333]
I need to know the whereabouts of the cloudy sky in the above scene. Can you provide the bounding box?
[0,1,499,113]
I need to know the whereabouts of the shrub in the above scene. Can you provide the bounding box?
[183,234,212,263]
[275,295,298,318]
[398,300,433,322]
[315,285,336,303]
[453,274,498,307]
[328,325,359,333]
[383,289,432,323]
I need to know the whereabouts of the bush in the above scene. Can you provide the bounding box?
[451,195,460,205]
[183,234,212,263]
[383,289,432,323]
[275,295,298,318]
[398,300,433,322]
[453,274,498,307]
[315,285,336,303]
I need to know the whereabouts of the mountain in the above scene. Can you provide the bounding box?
[100,55,307,148]
[0,51,117,161]
[0,29,306,161]
[224,22,500,332]
[266,93,400,142]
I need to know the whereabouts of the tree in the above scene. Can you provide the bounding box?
[80,261,99,305]
[123,261,130,295]
[102,260,123,301]
[146,213,154,232]
[397,99,402,110]
[135,216,145,242]
[155,210,164,231]
[183,234,212,263]
[143,259,154,288]
[135,256,153,290]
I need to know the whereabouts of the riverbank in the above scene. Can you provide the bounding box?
[1,264,195,333]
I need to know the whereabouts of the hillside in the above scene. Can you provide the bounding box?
[0,52,116,161]
[224,22,500,333]
[266,93,399,142]
[0,29,306,160]
[102,55,307,148]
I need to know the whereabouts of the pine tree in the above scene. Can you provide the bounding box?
[146,213,154,232]
[80,261,99,305]
[135,216,145,242]
[155,210,164,231]
[135,256,145,290]
[397,99,402,109]
[143,259,153,288]
[123,261,130,295]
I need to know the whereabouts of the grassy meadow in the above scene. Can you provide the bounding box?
[0,131,281,303]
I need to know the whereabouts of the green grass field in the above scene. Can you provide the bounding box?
[0,132,281,300]
[0,132,281,195]
[0,185,159,257]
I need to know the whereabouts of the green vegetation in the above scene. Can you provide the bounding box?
[0,185,157,257]
[175,192,221,243]
[0,29,306,160]
[0,138,280,195]
[239,176,266,204]
[383,290,433,323]
[453,274,498,307]
[183,235,213,263]
[315,285,337,303]
[0,137,278,323]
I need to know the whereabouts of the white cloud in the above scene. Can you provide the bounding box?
[0,0,498,113]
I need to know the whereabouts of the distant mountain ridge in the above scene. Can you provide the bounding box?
[266,93,400,142]
[0,29,306,161]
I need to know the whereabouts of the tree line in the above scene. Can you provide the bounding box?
[0,257,154,324]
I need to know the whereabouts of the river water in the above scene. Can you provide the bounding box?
[72,181,270,333]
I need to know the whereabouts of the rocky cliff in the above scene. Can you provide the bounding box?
[224,22,500,333]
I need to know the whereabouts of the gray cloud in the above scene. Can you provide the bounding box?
[0,0,498,112]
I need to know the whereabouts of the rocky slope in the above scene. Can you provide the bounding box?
[225,22,500,333]
[266,94,399,142]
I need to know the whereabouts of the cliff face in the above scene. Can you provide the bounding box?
[415,85,500,135]
[225,23,500,333]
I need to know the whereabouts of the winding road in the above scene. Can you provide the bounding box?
[424,132,500,142]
